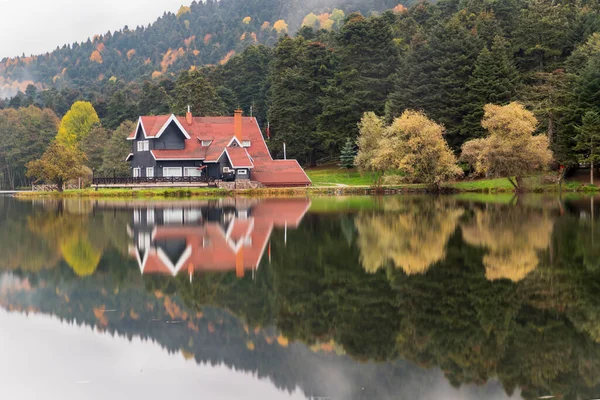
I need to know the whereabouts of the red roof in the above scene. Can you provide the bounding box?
[225,147,254,168]
[129,199,311,277]
[128,114,311,187]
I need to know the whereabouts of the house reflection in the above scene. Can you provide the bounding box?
[127,198,311,280]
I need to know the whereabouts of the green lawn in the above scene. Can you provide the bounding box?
[448,177,516,192]
[306,168,374,186]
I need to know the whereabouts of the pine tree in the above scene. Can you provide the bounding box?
[339,137,356,175]
[386,20,483,150]
[462,36,519,139]
[171,70,224,116]
[574,111,600,185]
[318,13,399,155]
[267,37,334,165]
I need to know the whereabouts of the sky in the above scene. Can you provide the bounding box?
[0,0,189,59]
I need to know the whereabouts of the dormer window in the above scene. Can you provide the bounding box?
[137,140,149,152]
[242,140,251,148]
[201,140,213,147]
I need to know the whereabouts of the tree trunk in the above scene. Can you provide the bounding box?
[591,159,595,186]
[57,180,64,192]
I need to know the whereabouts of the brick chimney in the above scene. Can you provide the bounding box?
[234,109,243,143]
[186,105,193,125]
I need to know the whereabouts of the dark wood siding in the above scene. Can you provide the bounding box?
[153,121,186,150]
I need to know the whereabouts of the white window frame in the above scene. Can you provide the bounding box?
[223,167,232,173]
[201,140,213,147]
[164,209,184,225]
[138,232,151,250]
[147,209,155,225]
[146,167,154,178]
[184,167,203,177]
[237,169,248,175]
[241,140,251,148]
[163,167,183,177]
[137,140,149,152]
[133,167,141,177]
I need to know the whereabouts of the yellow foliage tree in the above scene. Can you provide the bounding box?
[243,16,252,24]
[461,102,553,189]
[56,101,100,148]
[356,112,387,185]
[371,110,463,188]
[177,5,191,17]
[461,206,554,282]
[302,13,319,28]
[356,197,464,275]
[60,236,102,277]
[261,21,271,30]
[273,20,288,33]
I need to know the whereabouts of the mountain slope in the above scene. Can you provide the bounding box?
[0,0,410,98]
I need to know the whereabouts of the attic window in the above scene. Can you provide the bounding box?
[201,140,213,147]
[242,140,251,148]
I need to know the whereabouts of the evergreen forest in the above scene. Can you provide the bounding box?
[1,0,600,188]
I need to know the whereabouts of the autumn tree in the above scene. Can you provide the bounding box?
[574,111,600,185]
[372,110,463,188]
[461,102,553,190]
[56,101,100,148]
[26,142,88,191]
[356,112,386,185]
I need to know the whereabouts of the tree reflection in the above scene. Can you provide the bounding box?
[461,205,554,282]
[356,197,463,275]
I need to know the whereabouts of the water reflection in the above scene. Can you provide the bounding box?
[1,195,600,399]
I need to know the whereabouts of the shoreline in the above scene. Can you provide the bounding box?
[12,182,600,199]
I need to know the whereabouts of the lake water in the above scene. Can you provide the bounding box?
[0,194,599,400]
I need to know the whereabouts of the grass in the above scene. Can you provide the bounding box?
[14,167,600,199]
[448,177,516,192]
[306,167,375,186]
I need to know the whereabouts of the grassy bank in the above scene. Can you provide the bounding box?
[14,168,600,198]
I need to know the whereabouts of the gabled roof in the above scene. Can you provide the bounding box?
[252,160,312,187]
[225,147,254,169]
[127,115,191,141]
[128,113,311,186]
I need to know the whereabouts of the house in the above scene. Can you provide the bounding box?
[127,198,311,279]
[126,109,311,187]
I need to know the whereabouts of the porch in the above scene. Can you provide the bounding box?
[92,176,218,189]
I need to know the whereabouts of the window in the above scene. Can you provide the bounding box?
[237,169,248,175]
[147,209,155,225]
[184,167,202,177]
[201,140,213,147]
[242,140,251,148]
[164,209,184,225]
[133,167,141,177]
[138,233,151,250]
[133,209,141,224]
[146,167,154,178]
[163,167,182,177]
[137,140,149,152]
[223,167,232,173]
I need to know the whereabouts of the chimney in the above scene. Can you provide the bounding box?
[186,105,193,125]
[234,109,243,143]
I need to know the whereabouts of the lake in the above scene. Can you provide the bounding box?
[0,194,599,400]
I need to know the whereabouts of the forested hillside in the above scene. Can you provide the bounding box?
[2,0,600,189]
[0,0,409,98]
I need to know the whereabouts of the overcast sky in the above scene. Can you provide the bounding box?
[0,0,189,59]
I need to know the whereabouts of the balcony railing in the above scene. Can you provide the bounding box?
[93,176,215,185]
